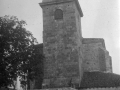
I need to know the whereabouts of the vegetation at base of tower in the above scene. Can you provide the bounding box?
[0,15,44,89]
[20,44,44,89]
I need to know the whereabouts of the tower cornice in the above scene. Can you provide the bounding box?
[39,0,83,17]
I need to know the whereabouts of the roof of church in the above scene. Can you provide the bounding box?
[79,71,120,89]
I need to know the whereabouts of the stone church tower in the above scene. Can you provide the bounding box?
[40,0,83,88]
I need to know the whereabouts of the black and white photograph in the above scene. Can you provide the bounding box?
[0,0,120,90]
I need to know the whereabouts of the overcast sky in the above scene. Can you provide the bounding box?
[0,0,120,74]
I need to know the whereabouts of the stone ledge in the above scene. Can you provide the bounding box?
[39,0,83,17]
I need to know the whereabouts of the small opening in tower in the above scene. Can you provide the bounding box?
[54,9,63,20]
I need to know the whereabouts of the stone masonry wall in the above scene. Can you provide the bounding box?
[106,56,112,73]
[109,57,112,72]
[41,0,83,88]
[82,38,106,49]
[74,1,83,83]
[82,38,112,72]
[82,43,103,72]
[98,48,112,73]
[98,48,106,71]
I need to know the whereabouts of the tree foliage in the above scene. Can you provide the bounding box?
[20,44,44,89]
[0,15,44,88]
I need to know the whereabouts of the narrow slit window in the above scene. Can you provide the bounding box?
[54,9,63,20]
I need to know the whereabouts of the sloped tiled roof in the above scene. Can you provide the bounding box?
[79,71,120,89]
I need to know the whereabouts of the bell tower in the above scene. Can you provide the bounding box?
[40,0,83,88]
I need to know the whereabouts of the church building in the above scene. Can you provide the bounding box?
[38,0,120,90]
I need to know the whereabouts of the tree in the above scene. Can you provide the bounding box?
[0,15,43,88]
[20,44,44,89]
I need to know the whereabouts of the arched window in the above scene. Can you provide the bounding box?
[54,9,63,20]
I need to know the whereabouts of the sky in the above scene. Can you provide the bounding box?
[0,0,120,74]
